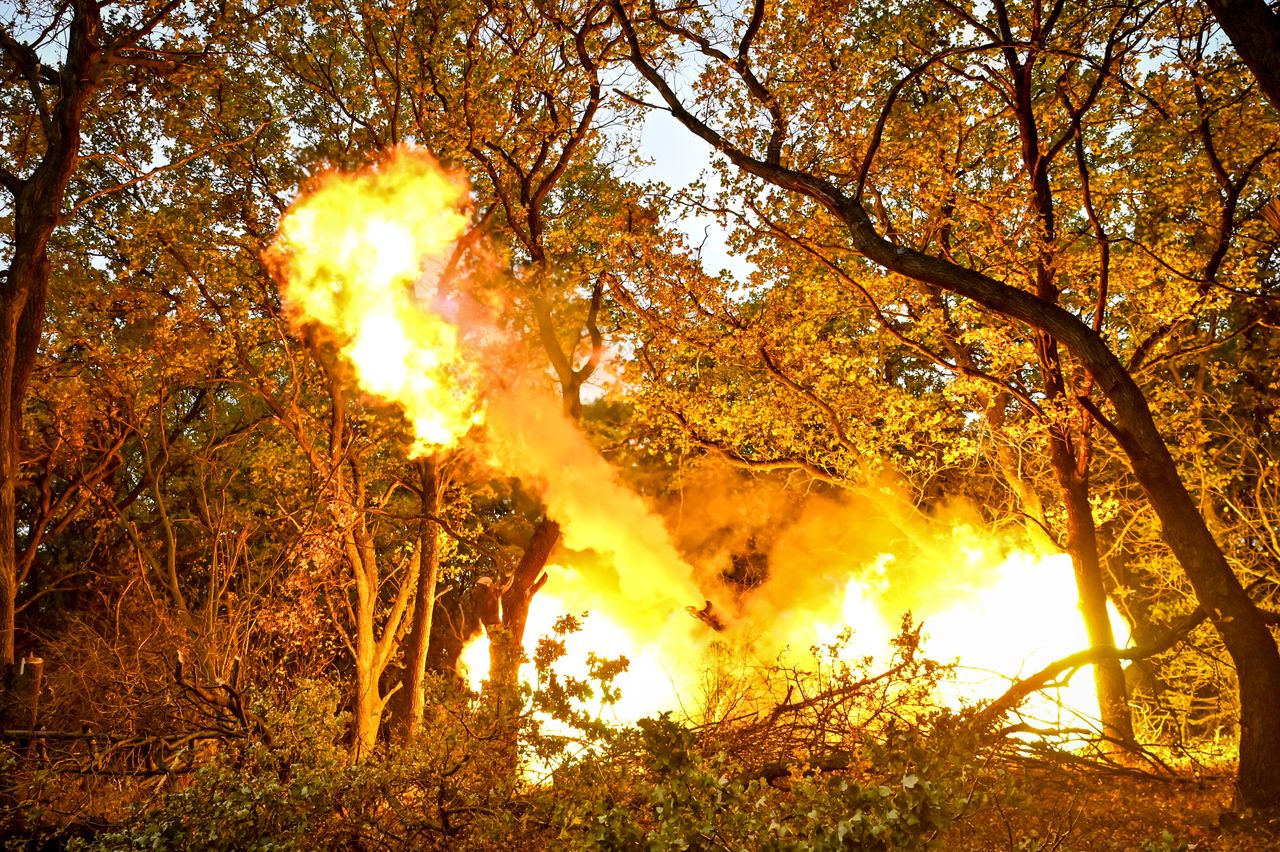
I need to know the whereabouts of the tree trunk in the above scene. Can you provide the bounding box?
[352,652,381,760]
[483,516,559,776]
[488,516,560,690]
[397,457,443,743]
[1204,0,1280,112]
[1047,430,1134,746]
[0,293,21,672]
[0,1,105,668]
[350,527,384,760]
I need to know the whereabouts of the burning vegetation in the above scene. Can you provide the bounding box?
[4,0,1280,849]
[265,148,1129,742]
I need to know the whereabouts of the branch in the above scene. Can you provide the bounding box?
[66,116,282,217]
[0,166,20,195]
[739,751,853,786]
[673,410,844,485]
[571,277,605,385]
[975,601,1280,724]
[0,21,54,135]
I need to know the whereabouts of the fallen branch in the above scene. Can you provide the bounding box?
[0,729,240,743]
[979,606,1205,724]
[979,587,1280,726]
[175,652,274,747]
[767,631,923,722]
[740,751,854,786]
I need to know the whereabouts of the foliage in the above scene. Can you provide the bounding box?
[534,621,980,849]
[4,0,1280,841]
[65,616,628,850]
[559,714,974,850]
[51,620,986,850]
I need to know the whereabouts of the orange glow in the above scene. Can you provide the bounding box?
[921,550,1130,725]
[460,565,707,723]
[461,540,1130,733]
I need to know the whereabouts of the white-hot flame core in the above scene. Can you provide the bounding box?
[270,148,481,456]
[461,548,1130,733]
[460,565,706,722]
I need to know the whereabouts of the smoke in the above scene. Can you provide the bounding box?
[482,380,705,635]
[269,148,1112,725]
[664,463,1047,665]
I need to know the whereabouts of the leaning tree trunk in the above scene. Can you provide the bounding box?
[488,517,560,693]
[1203,0,1280,113]
[485,516,559,776]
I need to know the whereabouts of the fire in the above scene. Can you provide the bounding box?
[269,147,705,614]
[460,543,1129,734]
[923,550,1130,724]
[269,147,1130,745]
[268,148,481,454]
[460,565,706,722]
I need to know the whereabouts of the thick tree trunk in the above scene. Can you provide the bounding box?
[0,472,14,669]
[350,527,384,760]
[1204,0,1280,112]
[484,516,559,776]
[488,516,560,690]
[0,1,104,669]
[352,653,381,760]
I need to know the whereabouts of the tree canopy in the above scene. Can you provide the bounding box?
[2,0,1280,846]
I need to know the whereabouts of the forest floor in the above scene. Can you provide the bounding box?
[945,760,1280,850]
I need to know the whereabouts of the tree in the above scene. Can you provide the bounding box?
[0,0,265,688]
[263,0,633,747]
[1203,0,1280,110]
[611,0,1280,807]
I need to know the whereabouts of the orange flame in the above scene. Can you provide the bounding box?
[268,148,481,455]
[269,148,1128,738]
[461,532,1129,732]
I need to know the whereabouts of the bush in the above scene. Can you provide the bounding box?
[67,618,988,850]
[556,713,977,850]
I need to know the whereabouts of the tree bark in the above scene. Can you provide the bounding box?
[350,526,383,760]
[1047,430,1133,745]
[0,2,105,669]
[488,516,559,691]
[1204,0,1280,112]
[483,515,558,776]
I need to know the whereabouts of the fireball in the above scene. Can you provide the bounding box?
[268,147,482,455]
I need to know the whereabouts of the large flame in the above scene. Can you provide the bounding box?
[270,147,702,608]
[269,148,481,454]
[460,570,696,723]
[270,147,1129,742]
[462,537,1129,731]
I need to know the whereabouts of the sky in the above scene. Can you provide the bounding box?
[631,97,752,283]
